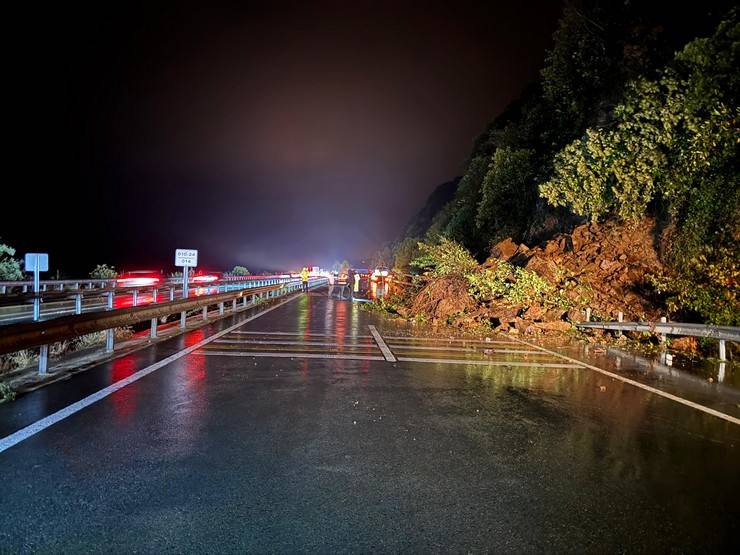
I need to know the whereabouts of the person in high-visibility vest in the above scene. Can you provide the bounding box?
[300,267,310,292]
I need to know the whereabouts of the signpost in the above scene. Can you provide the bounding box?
[25,253,49,322]
[25,253,49,374]
[175,249,198,328]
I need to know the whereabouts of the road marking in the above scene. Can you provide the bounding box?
[383,336,519,345]
[508,337,740,426]
[231,330,373,338]
[214,339,375,348]
[388,344,545,355]
[0,293,303,454]
[368,325,396,362]
[195,350,385,362]
[397,357,581,368]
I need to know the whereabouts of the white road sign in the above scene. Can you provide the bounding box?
[25,253,49,272]
[175,249,198,267]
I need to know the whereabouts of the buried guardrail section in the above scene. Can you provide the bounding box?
[0,278,326,375]
[576,320,739,361]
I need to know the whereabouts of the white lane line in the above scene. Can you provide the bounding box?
[397,357,581,369]
[383,336,519,345]
[195,350,385,362]
[508,337,740,426]
[214,339,375,348]
[387,344,545,355]
[231,331,373,338]
[0,293,303,454]
[368,325,396,362]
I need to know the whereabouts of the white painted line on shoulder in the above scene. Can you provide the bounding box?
[194,350,385,362]
[231,330,373,338]
[508,336,740,426]
[397,357,581,369]
[0,293,303,454]
[214,339,375,348]
[368,325,396,362]
[387,344,545,355]
[383,336,519,345]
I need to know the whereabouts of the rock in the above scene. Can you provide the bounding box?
[490,238,519,261]
[544,308,567,321]
[534,320,572,332]
[566,309,583,323]
[523,304,545,321]
[524,255,560,282]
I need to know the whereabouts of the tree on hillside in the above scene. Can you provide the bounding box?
[0,241,23,280]
[231,265,250,276]
[540,12,739,323]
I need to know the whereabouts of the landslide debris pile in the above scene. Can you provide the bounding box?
[403,219,666,335]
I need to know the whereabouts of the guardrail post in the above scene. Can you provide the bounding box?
[180,311,187,329]
[232,298,237,312]
[719,340,726,361]
[153,288,158,303]
[585,307,591,322]
[659,316,667,343]
[106,329,114,353]
[38,344,49,375]
[75,293,82,315]
[219,302,224,315]
[22,285,28,293]
[243,296,248,308]
[169,288,175,302]
[0,285,5,294]
[202,306,208,320]
[57,283,64,291]
[150,318,158,339]
[132,289,139,307]
[617,312,623,337]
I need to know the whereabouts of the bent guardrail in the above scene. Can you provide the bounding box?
[577,320,739,361]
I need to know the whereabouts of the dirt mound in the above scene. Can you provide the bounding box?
[409,275,476,323]
[490,218,664,321]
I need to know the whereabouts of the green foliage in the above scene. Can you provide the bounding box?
[467,263,512,301]
[476,148,536,242]
[0,241,23,280]
[231,265,250,276]
[411,238,478,277]
[89,264,117,279]
[650,238,740,325]
[443,156,489,252]
[0,382,15,403]
[540,12,739,323]
[393,237,421,272]
[467,260,565,308]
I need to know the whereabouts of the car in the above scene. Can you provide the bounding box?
[189,271,222,285]
[115,270,164,288]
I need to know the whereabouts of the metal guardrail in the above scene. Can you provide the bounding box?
[0,278,327,374]
[577,320,738,361]
[0,276,303,325]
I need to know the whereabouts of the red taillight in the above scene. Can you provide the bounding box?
[191,274,219,284]
[116,277,161,287]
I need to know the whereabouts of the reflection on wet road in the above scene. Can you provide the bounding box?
[0,288,738,552]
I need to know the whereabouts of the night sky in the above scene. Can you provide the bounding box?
[5,1,560,275]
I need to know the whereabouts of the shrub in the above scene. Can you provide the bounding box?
[411,237,478,277]
[231,265,250,276]
[89,264,117,279]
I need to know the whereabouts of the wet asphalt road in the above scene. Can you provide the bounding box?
[1,289,738,553]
